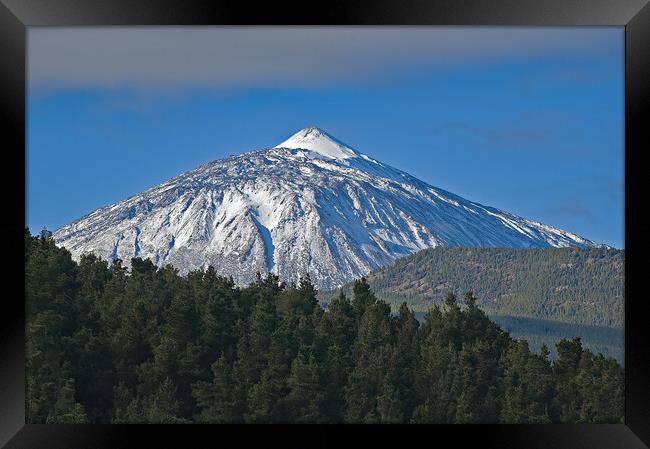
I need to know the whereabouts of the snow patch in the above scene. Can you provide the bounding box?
[275,127,359,160]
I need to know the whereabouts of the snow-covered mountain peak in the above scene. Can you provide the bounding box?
[274,127,359,160]
[54,129,606,290]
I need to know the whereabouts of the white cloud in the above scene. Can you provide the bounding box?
[28,26,622,91]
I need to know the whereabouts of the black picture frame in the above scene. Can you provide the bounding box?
[1,0,648,447]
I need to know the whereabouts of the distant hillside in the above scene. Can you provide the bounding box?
[322,247,624,328]
[319,247,624,362]
[487,315,623,363]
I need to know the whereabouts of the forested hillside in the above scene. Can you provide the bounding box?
[26,230,623,424]
[326,247,624,328]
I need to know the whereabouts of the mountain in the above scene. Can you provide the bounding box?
[53,127,604,289]
[323,246,624,328]
[321,246,624,361]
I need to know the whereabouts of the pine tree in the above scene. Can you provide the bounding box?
[377,377,404,423]
[344,301,393,423]
[245,325,293,423]
[553,337,584,422]
[412,305,457,423]
[391,302,420,419]
[351,277,377,319]
[192,357,244,423]
[285,354,324,423]
[500,340,553,423]
[45,380,88,424]
[234,290,281,392]
[140,378,187,424]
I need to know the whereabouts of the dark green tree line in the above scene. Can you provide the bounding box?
[25,230,624,424]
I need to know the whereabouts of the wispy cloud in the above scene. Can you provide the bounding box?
[28,27,622,92]
[517,66,622,94]
[535,175,623,229]
[439,121,549,146]
[542,201,598,225]
[434,110,582,149]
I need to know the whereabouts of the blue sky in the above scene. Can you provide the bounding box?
[27,27,624,248]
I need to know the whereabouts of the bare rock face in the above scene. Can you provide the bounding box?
[54,127,603,290]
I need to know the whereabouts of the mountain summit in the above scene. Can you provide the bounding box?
[53,128,604,289]
[274,127,359,160]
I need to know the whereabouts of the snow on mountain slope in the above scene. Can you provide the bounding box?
[53,127,605,290]
[274,127,359,160]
